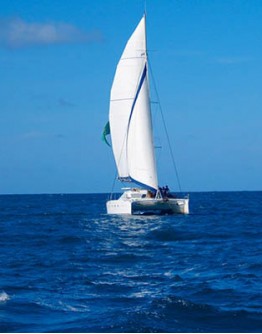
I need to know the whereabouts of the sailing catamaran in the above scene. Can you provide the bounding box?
[104,15,189,215]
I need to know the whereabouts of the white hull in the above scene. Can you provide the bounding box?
[107,189,189,215]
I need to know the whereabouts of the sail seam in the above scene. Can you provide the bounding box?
[121,56,146,60]
[110,98,134,102]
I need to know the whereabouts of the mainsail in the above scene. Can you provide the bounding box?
[109,16,158,190]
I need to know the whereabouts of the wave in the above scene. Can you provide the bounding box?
[101,252,148,263]
[35,299,90,313]
[149,295,262,332]
[152,295,215,313]
[147,226,191,241]
[0,291,10,302]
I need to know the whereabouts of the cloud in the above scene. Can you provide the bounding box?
[58,98,75,108]
[21,131,47,139]
[172,50,204,57]
[0,17,102,48]
[214,56,252,65]
[21,131,65,140]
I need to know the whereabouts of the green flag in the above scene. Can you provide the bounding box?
[102,121,111,147]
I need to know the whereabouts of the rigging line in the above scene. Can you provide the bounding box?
[109,129,128,200]
[109,168,119,200]
[148,59,182,192]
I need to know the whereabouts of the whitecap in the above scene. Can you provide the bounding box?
[0,291,10,302]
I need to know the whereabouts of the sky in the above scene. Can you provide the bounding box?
[0,0,262,194]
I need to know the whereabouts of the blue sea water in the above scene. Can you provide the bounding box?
[0,192,261,333]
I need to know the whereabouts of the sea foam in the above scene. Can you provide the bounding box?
[0,291,10,302]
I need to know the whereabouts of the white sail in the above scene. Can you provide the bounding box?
[109,16,158,190]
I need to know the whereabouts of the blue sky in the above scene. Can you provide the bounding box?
[0,0,261,194]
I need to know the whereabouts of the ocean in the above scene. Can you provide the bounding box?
[0,192,261,333]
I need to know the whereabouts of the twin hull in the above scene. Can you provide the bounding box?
[106,190,189,215]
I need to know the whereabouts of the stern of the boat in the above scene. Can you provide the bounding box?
[171,198,189,214]
[106,189,189,215]
[132,197,189,215]
[106,199,132,214]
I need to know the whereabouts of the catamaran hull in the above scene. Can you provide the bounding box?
[107,198,189,215]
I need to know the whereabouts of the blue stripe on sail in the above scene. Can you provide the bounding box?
[127,64,147,129]
[119,176,157,192]
[118,176,132,182]
[126,64,158,191]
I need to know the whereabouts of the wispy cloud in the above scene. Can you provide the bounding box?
[58,98,75,108]
[21,131,65,140]
[0,17,102,48]
[170,49,253,66]
[21,131,47,139]
[172,50,205,57]
[214,56,253,65]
